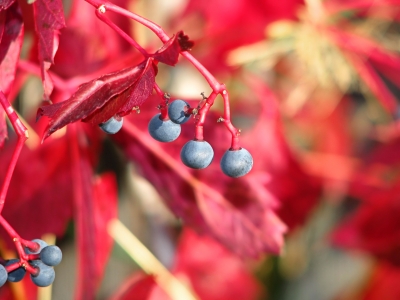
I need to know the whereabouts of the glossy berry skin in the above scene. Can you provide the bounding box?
[30,261,55,287]
[99,116,123,134]
[180,140,214,169]
[168,99,191,124]
[25,239,48,254]
[148,114,181,142]
[220,148,253,178]
[6,259,26,282]
[0,265,7,287]
[40,245,62,266]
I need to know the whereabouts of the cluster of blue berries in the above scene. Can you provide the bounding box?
[98,99,253,177]
[150,99,253,178]
[0,239,62,287]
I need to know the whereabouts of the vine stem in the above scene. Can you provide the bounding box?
[0,92,28,213]
[84,0,241,149]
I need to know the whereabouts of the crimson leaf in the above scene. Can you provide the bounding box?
[37,59,156,141]
[0,3,23,147]
[0,0,15,11]
[33,0,65,99]
[152,31,194,66]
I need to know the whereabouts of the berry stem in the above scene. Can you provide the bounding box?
[0,92,28,214]
[95,9,148,57]
[194,92,217,141]
[153,83,169,120]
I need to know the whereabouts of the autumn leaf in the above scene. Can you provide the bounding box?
[33,0,66,99]
[0,0,15,11]
[0,3,23,147]
[37,58,156,141]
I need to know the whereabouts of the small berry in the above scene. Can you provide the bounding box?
[99,116,123,134]
[168,99,191,124]
[30,261,55,287]
[0,265,7,287]
[180,140,214,169]
[25,239,48,254]
[220,148,253,177]
[6,259,26,282]
[40,246,62,266]
[148,114,181,142]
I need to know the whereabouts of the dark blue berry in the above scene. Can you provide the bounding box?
[6,259,26,282]
[148,114,181,142]
[40,246,62,266]
[168,99,191,124]
[99,116,123,134]
[0,265,7,287]
[25,239,48,254]
[220,148,253,177]
[30,261,55,287]
[180,140,214,169]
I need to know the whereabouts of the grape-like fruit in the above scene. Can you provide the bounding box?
[220,148,253,177]
[40,245,62,266]
[25,239,48,254]
[148,114,181,142]
[99,116,123,134]
[30,261,55,287]
[6,259,26,282]
[168,99,191,124]
[180,140,214,169]
[0,265,7,287]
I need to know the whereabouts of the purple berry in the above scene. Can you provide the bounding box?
[6,259,26,282]
[168,99,191,124]
[0,265,7,287]
[25,239,48,254]
[220,148,253,177]
[99,116,123,134]
[180,140,214,169]
[40,245,62,266]
[148,114,181,142]
[30,261,55,287]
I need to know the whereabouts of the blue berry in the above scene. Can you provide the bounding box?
[168,100,191,124]
[99,116,123,134]
[220,148,253,177]
[180,140,214,169]
[25,239,48,254]
[0,265,7,287]
[148,114,181,142]
[40,246,62,266]
[30,261,55,287]
[6,259,26,282]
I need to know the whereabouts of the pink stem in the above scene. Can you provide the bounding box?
[0,92,28,214]
[153,83,169,119]
[95,9,148,57]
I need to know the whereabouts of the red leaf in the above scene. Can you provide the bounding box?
[71,130,118,299]
[173,228,262,300]
[109,273,158,300]
[37,59,156,141]
[151,31,194,66]
[33,0,65,98]
[83,59,156,124]
[361,263,400,300]
[0,3,23,95]
[0,0,15,11]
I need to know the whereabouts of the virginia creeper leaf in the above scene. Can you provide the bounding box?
[83,58,156,125]
[152,31,194,66]
[71,133,118,300]
[0,0,15,11]
[37,59,156,141]
[33,0,65,99]
[0,2,24,95]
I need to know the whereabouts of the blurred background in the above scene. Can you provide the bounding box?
[1,0,400,299]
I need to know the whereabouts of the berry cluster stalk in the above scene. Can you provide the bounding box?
[84,0,242,150]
